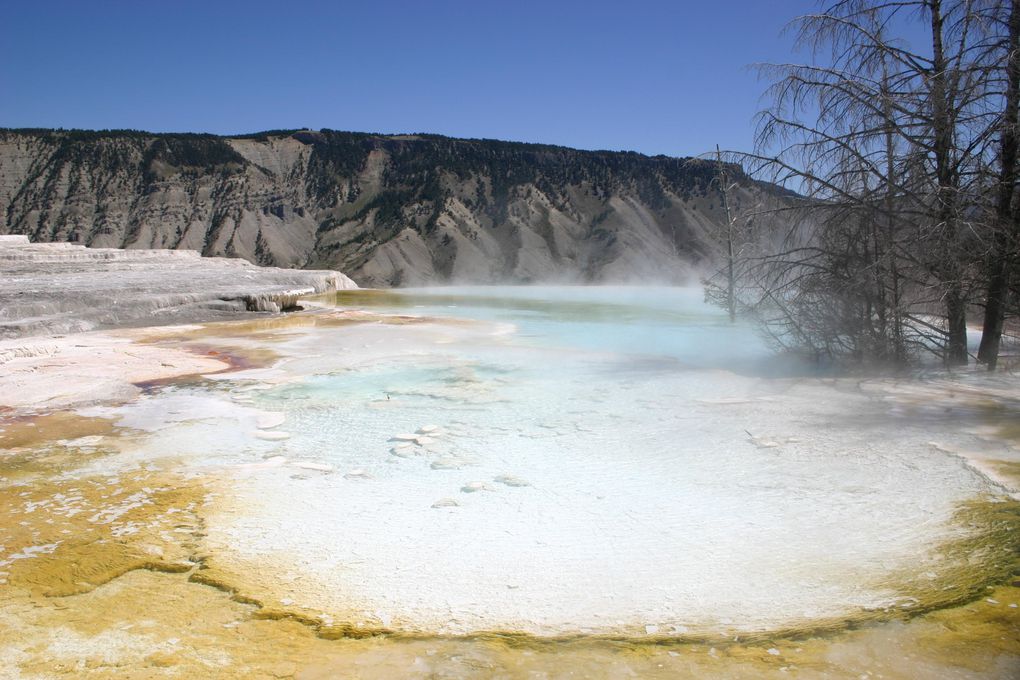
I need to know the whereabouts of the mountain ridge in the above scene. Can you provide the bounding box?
[0,127,771,287]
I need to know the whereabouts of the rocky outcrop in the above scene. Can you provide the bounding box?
[0,128,776,287]
[0,235,355,338]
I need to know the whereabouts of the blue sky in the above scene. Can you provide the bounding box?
[4,0,842,157]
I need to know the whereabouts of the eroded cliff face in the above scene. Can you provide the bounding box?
[0,129,766,287]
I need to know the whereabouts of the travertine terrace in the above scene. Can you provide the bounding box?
[0,235,356,338]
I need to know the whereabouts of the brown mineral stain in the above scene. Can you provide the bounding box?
[990,460,1020,488]
[1,566,1017,679]
[0,469,206,598]
[137,309,442,344]
[0,411,118,450]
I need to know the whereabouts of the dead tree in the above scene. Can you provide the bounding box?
[977,0,1020,368]
[712,0,1007,367]
[702,144,741,322]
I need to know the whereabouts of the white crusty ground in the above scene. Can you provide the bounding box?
[96,310,1010,639]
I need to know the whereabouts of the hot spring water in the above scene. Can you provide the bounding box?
[91,286,1010,638]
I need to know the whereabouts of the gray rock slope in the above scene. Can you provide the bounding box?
[0,128,773,287]
[0,235,355,338]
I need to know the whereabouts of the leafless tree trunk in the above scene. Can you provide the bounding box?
[927,0,970,365]
[716,145,738,322]
[977,0,1020,368]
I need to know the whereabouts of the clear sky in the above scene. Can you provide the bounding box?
[3,0,831,158]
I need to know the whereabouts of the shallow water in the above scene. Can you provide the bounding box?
[71,286,1009,641]
[330,286,781,374]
